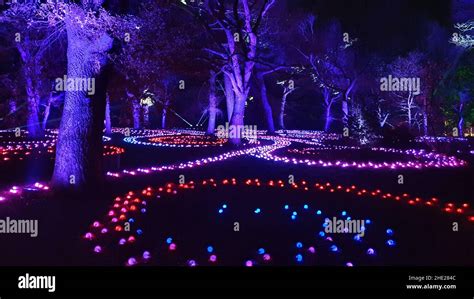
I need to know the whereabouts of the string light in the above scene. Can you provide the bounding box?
[81,177,474,266]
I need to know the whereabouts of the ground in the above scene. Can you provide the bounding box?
[0,129,473,266]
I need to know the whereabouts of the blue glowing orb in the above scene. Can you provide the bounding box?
[296,254,303,262]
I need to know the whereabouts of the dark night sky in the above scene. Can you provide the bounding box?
[0,0,466,74]
[288,0,454,56]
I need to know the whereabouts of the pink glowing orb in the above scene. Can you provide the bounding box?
[93,245,102,253]
[245,260,253,267]
[308,247,316,254]
[169,243,177,251]
[209,255,217,263]
[263,254,271,261]
[127,257,137,266]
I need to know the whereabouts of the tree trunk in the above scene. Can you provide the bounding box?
[324,104,332,132]
[52,15,113,192]
[407,92,413,129]
[42,93,53,130]
[105,93,112,135]
[132,99,141,129]
[279,92,288,130]
[206,70,217,135]
[342,99,348,127]
[7,99,17,127]
[161,99,169,129]
[9,99,17,114]
[458,102,464,136]
[224,74,234,122]
[25,75,42,138]
[422,111,428,136]
[458,116,464,136]
[18,42,42,138]
[323,88,335,132]
[422,96,428,136]
[229,93,246,145]
[142,105,150,128]
[342,79,356,128]
[257,73,275,134]
[407,107,412,128]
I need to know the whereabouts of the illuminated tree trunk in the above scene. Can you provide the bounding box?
[279,84,296,130]
[224,74,234,122]
[458,102,464,136]
[422,96,428,136]
[279,92,288,130]
[404,92,415,129]
[42,92,53,130]
[342,100,348,126]
[206,70,217,135]
[342,80,356,127]
[52,14,113,191]
[323,87,338,132]
[7,99,17,127]
[142,105,150,128]
[324,104,332,132]
[225,22,255,145]
[25,72,42,138]
[257,72,275,134]
[105,93,112,135]
[229,93,246,144]
[132,99,141,129]
[196,0,274,144]
[161,99,169,129]
[9,99,17,114]
[17,42,42,138]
